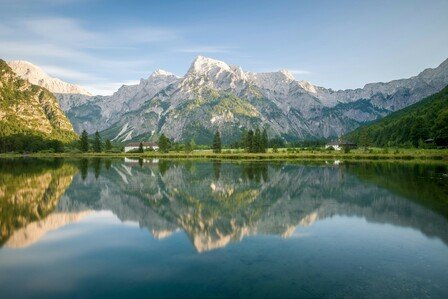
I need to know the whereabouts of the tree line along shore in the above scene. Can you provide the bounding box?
[1,148,447,162]
[1,126,447,162]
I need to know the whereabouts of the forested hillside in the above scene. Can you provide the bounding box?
[0,59,77,152]
[346,85,448,147]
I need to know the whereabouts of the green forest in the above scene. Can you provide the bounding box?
[346,85,448,147]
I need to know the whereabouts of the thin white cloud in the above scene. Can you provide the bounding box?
[0,17,235,95]
[290,69,311,75]
[0,17,184,95]
[83,80,141,96]
[256,67,311,76]
[0,41,82,58]
[21,17,178,49]
[176,46,235,54]
[39,64,103,82]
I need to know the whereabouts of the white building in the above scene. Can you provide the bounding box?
[325,140,357,151]
[124,142,159,152]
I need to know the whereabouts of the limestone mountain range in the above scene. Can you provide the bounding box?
[7,56,448,143]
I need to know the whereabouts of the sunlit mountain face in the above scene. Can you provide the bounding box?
[0,158,447,298]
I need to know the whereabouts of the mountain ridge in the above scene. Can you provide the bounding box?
[7,56,448,143]
[345,84,448,147]
[0,59,77,149]
[90,56,448,143]
[8,60,92,96]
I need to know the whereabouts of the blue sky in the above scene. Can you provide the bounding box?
[1,0,447,95]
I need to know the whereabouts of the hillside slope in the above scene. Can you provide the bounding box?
[345,85,448,147]
[0,59,77,144]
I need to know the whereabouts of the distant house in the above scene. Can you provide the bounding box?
[124,142,159,152]
[325,140,357,151]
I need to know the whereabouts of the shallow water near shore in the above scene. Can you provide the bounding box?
[0,158,447,298]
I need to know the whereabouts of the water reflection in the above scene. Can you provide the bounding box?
[0,158,447,252]
[0,158,77,246]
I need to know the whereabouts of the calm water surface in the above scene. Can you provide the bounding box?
[0,158,448,298]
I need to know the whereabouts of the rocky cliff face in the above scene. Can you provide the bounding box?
[58,56,448,142]
[12,56,447,142]
[64,69,179,134]
[0,60,77,142]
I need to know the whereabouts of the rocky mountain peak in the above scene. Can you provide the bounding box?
[279,69,296,81]
[150,69,178,78]
[8,60,91,96]
[52,55,448,143]
[187,55,232,76]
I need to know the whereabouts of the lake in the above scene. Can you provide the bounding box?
[0,158,447,298]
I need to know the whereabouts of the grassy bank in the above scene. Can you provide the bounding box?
[1,148,448,162]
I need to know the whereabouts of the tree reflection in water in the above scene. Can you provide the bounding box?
[0,158,447,251]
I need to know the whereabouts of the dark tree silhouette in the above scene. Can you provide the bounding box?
[80,130,89,152]
[105,139,112,151]
[93,131,102,152]
[261,128,268,152]
[139,142,144,153]
[212,131,222,153]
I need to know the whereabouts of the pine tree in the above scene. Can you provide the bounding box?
[246,130,254,152]
[139,142,144,153]
[254,128,261,153]
[93,131,102,152]
[158,134,170,153]
[80,129,89,152]
[212,131,222,153]
[105,139,112,151]
[261,128,268,152]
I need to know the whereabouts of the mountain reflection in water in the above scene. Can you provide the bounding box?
[1,158,447,252]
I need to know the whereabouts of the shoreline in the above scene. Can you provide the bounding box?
[1,150,448,162]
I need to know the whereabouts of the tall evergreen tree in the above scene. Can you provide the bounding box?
[246,130,254,152]
[254,128,261,153]
[158,134,170,153]
[105,139,112,151]
[212,131,222,153]
[80,129,89,152]
[261,128,268,152]
[93,131,102,152]
[239,129,248,149]
[138,142,144,153]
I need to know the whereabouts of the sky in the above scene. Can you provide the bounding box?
[0,0,447,95]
